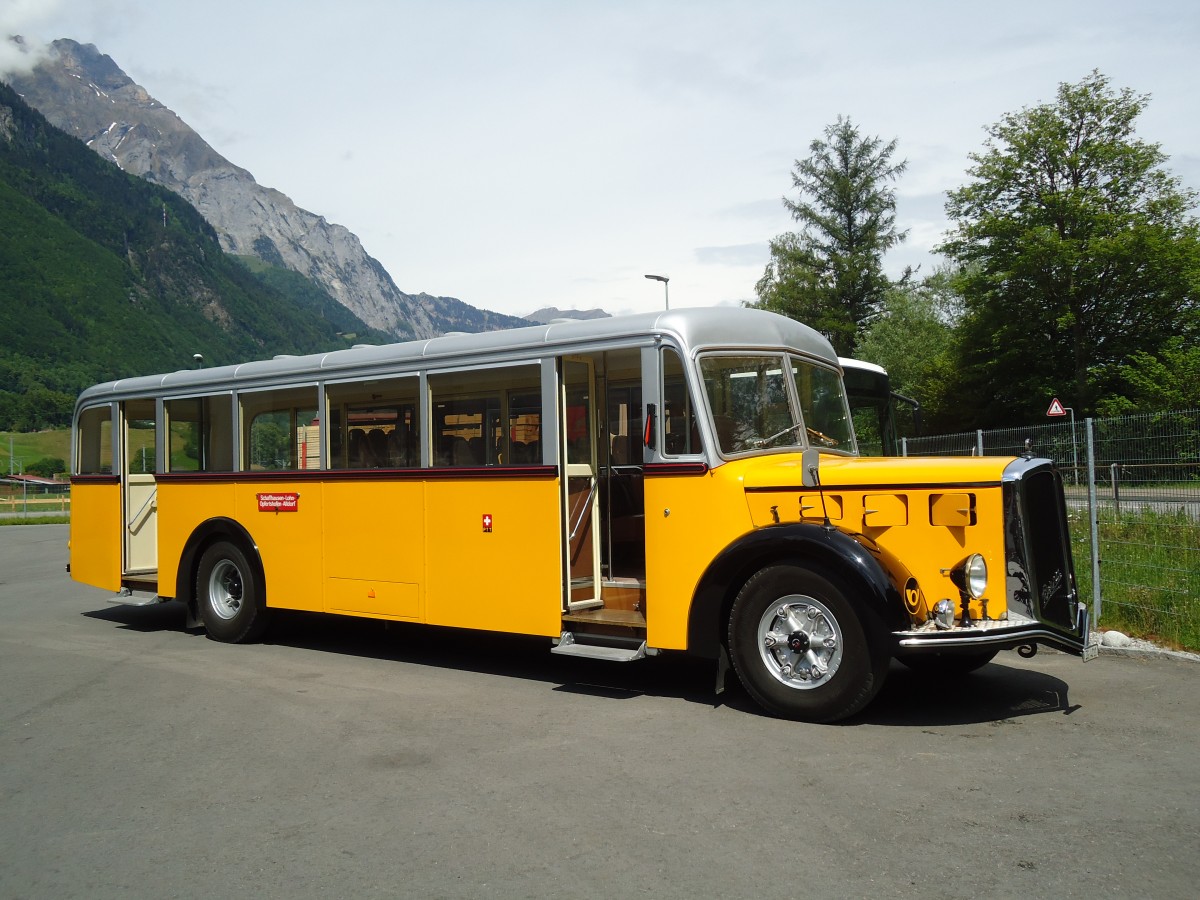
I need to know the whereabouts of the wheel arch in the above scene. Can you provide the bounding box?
[686,523,907,659]
[176,518,266,628]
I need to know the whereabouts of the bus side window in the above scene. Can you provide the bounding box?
[507,391,542,465]
[241,387,320,471]
[165,396,234,472]
[430,366,541,467]
[327,377,420,469]
[124,398,158,475]
[662,347,702,456]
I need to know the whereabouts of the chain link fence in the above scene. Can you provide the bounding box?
[903,411,1200,650]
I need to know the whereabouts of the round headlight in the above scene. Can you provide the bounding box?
[963,553,988,599]
[949,553,989,599]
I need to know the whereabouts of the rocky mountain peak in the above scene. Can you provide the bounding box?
[4,38,526,339]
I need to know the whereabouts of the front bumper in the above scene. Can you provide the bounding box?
[894,602,1095,660]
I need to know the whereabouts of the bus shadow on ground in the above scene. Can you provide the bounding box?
[854,660,1079,727]
[84,603,1077,727]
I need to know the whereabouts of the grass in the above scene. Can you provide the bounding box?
[0,515,70,526]
[1,428,72,474]
[1071,507,1200,652]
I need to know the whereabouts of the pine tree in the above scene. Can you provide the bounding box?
[755,116,908,354]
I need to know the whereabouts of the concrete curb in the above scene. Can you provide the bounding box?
[1095,644,1200,663]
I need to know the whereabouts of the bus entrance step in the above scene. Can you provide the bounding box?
[108,587,165,607]
[551,632,647,662]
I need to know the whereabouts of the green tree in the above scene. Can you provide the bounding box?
[1097,335,1200,415]
[25,457,66,478]
[755,116,908,354]
[854,268,964,432]
[939,71,1200,426]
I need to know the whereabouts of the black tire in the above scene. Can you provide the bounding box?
[728,563,886,723]
[196,540,268,643]
[898,649,998,675]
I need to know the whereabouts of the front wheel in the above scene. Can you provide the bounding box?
[196,541,268,643]
[728,564,886,723]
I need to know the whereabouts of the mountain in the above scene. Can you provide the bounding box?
[524,307,612,324]
[5,39,528,339]
[0,80,390,430]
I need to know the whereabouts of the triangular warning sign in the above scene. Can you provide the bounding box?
[1047,398,1067,417]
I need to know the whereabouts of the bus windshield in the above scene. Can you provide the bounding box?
[699,354,855,456]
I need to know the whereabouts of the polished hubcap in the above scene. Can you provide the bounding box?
[206,560,244,621]
[757,595,842,689]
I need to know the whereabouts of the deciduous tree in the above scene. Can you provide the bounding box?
[939,71,1200,425]
[854,268,964,432]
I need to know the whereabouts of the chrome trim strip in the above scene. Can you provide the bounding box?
[894,623,1088,655]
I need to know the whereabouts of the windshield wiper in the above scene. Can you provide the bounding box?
[752,422,804,448]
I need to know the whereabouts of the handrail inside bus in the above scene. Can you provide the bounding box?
[568,480,598,542]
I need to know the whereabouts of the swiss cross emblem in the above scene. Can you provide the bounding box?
[482,513,493,533]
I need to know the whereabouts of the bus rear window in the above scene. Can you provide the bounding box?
[76,405,113,475]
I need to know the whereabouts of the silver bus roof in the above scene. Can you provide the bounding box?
[75,306,837,408]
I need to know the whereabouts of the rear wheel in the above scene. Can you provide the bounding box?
[196,541,268,643]
[728,564,885,723]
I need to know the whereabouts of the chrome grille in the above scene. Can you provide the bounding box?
[1003,459,1080,632]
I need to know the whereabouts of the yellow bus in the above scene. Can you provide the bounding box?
[69,307,1090,722]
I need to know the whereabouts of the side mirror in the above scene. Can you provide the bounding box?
[802,447,820,487]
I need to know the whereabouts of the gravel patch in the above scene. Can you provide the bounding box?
[1093,628,1200,663]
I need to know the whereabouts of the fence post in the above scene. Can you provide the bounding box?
[1086,418,1101,628]
[976,430,984,456]
[901,437,908,457]
[1110,463,1121,519]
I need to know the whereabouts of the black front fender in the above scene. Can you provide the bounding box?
[686,523,906,659]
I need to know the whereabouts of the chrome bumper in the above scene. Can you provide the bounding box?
[894,603,1094,660]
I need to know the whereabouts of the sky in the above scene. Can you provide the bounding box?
[3,0,1198,319]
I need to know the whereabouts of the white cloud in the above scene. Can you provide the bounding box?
[0,0,68,78]
[695,243,767,267]
[0,34,48,77]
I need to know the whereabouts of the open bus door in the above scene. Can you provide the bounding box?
[561,357,602,610]
[121,399,158,581]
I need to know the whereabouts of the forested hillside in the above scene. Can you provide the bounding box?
[0,80,388,430]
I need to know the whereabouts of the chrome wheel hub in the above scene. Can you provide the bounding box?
[206,560,244,621]
[757,595,843,690]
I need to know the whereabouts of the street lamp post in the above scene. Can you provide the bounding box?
[644,274,669,309]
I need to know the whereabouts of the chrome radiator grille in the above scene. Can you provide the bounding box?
[1003,459,1079,631]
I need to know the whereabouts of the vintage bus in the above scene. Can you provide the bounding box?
[69,307,1091,722]
[840,357,921,456]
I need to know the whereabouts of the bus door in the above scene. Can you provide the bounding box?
[122,399,158,576]
[603,378,645,582]
[561,357,602,610]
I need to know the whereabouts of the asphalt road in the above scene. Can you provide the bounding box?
[3,525,1198,899]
